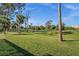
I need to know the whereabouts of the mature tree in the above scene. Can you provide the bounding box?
[39,25,45,30]
[25,10,30,32]
[0,3,26,33]
[1,3,16,19]
[28,23,33,32]
[45,20,53,31]
[14,3,25,15]
[62,23,65,30]
[16,14,26,33]
[11,21,17,31]
[52,25,56,29]
[58,3,63,41]
[1,3,17,32]
[0,15,10,33]
[29,23,32,29]
[14,3,26,33]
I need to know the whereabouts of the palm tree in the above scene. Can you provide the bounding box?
[58,3,63,41]
[16,14,26,33]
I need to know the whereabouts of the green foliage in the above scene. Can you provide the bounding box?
[30,25,46,32]
[45,20,53,31]
[16,14,26,33]
[65,27,74,30]
[0,15,10,33]
[16,14,26,24]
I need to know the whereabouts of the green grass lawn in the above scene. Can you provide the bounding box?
[0,39,28,56]
[1,30,79,56]
[0,33,34,56]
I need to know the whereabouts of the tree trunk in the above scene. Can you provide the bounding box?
[58,3,63,41]
[25,17,29,32]
[17,22,20,33]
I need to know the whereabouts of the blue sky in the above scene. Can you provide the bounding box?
[22,3,79,26]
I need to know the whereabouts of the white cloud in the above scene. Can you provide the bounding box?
[64,4,79,10]
[63,16,73,22]
[63,12,79,22]
[70,13,79,17]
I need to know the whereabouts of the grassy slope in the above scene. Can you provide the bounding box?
[5,31,79,56]
[0,33,30,56]
[0,39,27,56]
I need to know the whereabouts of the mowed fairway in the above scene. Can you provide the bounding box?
[3,31,79,56]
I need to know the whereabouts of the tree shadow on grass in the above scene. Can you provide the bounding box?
[4,39,34,56]
[62,40,79,42]
[62,31,73,35]
[13,33,33,35]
